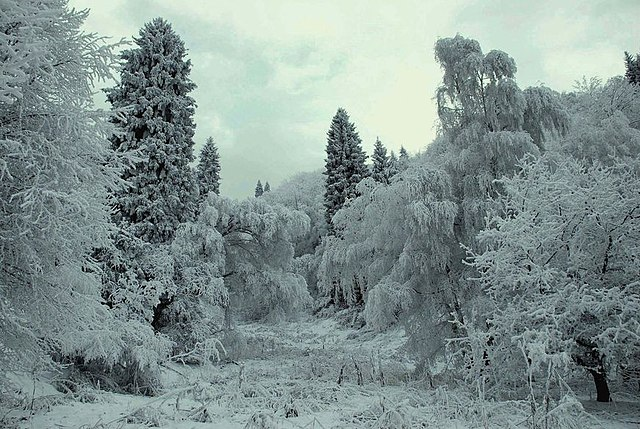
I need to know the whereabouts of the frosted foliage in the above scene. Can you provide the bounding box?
[523,86,569,149]
[163,215,228,351]
[0,0,158,374]
[197,137,221,197]
[104,241,176,323]
[561,77,640,167]
[255,180,264,197]
[103,202,228,355]
[205,195,311,321]
[435,35,522,133]
[470,156,640,394]
[364,281,412,331]
[264,170,327,256]
[106,17,198,244]
[323,108,368,232]
[318,165,457,330]
[444,124,539,245]
[371,137,391,184]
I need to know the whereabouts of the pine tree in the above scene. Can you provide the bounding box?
[399,146,409,161]
[624,51,640,85]
[197,137,221,197]
[398,146,410,171]
[371,137,390,184]
[388,151,400,178]
[264,181,271,192]
[323,108,368,233]
[255,180,264,197]
[106,18,198,244]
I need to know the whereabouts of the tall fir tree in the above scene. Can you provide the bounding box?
[255,180,264,197]
[371,137,390,184]
[624,51,640,85]
[197,136,221,197]
[106,17,198,244]
[323,108,368,233]
[388,151,400,178]
[264,181,271,192]
[399,146,409,167]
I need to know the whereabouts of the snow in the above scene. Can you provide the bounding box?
[4,318,637,428]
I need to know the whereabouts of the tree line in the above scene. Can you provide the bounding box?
[1,0,639,410]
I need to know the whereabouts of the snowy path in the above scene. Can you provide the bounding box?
[11,317,640,428]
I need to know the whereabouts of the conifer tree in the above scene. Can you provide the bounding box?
[323,108,368,233]
[399,146,409,163]
[624,51,640,85]
[388,151,400,178]
[106,18,198,244]
[255,180,264,197]
[371,137,390,184]
[264,181,271,192]
[197,137,221,197]
[0,0,169,382]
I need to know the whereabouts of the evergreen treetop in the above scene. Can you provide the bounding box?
[197,136,221,197]
[624,51,640,85]
[371,137,390,184]
[255,180,264,197]
[106,17,198,244]
[323,108,368,233]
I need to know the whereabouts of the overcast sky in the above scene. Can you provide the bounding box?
[69,0,639,198]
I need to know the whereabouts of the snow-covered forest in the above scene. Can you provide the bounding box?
[1,1,640,428]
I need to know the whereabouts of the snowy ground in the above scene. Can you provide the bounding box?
[3,317,639,428]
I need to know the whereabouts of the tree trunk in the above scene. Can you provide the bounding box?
[224,304,233,330]
[151,293,173,332]
[589,369,611,402]
[575,337,611,402]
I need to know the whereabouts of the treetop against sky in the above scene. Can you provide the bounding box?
[69,0,639,197]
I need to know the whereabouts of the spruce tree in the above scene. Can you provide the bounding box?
[624,51,640,85]
[399,146,409,166]
[371,137,390,184]
[106,17,198,244]
[388,151,400,178]
[197,136,221,197]
[323,108,368,233]
[255,180,264,197]
[264,181,271,192]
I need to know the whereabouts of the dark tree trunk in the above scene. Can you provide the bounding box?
[575,337,611,402]
[151,293,174,332]
[589,369,611,402]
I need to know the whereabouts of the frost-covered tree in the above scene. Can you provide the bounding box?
[264,171,327,296]
[561,77,640,166]
[265,171,326,256]
[159,205,228,359]
[388,151,400,178]
[197,136,221,197]
[323,108,368,233]
[0,0,169,388]
[398,36,565,367]
[106,17,198,244]
[435,35,525,134]
[206,195,311,324]
[522,86,569,149]
[264,181,271,192]
[624,51,640,85]
[371,137,391,184]
[398,146,409,167]
[470,155,640,402]
[318,162,457,327]
[255,180,264,197]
